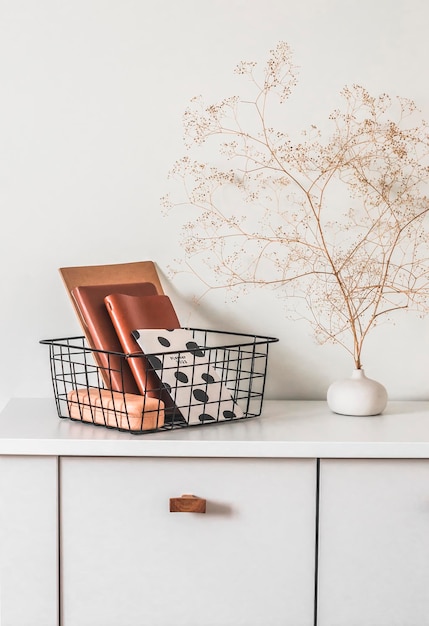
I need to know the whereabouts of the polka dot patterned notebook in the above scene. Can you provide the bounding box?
[131,329,244,425]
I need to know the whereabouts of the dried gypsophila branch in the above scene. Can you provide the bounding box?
[163,41,429,369]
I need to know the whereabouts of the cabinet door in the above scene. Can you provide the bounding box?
[0,456,59,626]
[60,457,316,626]
[318,459,429,626]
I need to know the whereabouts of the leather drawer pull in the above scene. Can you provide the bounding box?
[170,494,206,513]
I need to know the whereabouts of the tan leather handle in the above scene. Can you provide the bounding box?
[170,494,206,513]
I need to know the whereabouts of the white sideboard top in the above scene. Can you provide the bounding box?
[0,398,428,458]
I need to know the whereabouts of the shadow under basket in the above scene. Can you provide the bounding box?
[40,328,278,434]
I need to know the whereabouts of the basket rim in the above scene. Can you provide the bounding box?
[40,327,279,357]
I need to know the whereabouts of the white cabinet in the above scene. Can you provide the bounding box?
[60,457,316,626]
[318,459,429,626]
[1,399,429,626]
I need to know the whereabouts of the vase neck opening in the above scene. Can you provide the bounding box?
[352,368,366,379]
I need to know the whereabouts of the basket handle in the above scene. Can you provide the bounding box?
[169,494,206,513]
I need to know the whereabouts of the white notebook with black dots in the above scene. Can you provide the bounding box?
[131,328,243,425]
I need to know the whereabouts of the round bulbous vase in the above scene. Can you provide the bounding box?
[327,368,388,416]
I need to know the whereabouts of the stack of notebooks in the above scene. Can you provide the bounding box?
[60,261,243,432]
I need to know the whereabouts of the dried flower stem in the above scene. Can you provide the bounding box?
[163,42,429,368]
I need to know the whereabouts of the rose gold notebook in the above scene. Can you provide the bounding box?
[104,293,181,398]
[71,282,158,394]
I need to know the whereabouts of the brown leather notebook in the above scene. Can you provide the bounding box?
[71,282,158,394]
[59,260,165,336]
[104,293,181,397]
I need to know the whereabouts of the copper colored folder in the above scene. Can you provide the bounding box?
[71,282,158,394]
[104,293,181,397]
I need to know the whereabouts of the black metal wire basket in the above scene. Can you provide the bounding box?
[40,328,278,434]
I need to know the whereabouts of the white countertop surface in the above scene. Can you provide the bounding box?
[0,398,428,458]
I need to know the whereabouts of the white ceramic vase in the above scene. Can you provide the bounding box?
[327,368,388,416]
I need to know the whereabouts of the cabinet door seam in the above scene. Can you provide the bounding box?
[58,456,62,626]
[314,458,321,626]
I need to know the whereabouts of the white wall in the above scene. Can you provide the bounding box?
[0,0,428,411]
